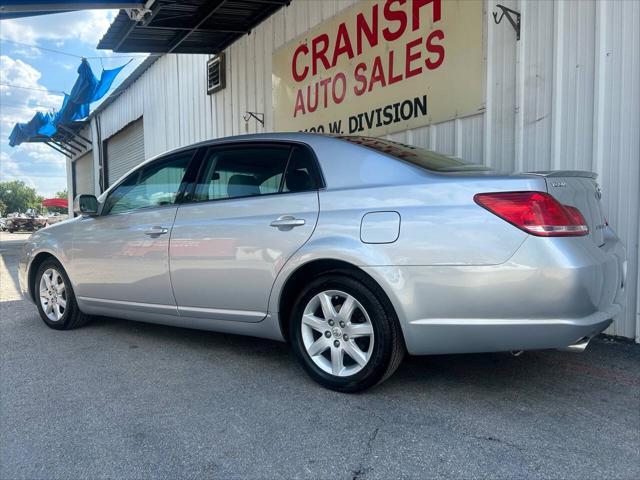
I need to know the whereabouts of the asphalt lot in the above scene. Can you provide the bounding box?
[1,231,638,479]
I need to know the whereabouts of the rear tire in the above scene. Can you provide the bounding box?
[289,271,405,392]
[34,259,91,330]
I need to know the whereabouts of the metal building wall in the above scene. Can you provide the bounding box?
[73,152,94,196]
[67,124,95,215]
[91,0,640,340]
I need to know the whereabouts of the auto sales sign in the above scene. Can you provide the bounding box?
[272,0,484,136]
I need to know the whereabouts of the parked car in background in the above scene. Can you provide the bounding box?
[5,210,47,233]
[18,133,627,391]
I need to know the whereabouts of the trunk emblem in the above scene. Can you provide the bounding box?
[551,181,567,187]
[595,184,602,200]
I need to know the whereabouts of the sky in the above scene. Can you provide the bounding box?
[0,10,146,197]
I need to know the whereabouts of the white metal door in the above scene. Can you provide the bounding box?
[74,152,94,195]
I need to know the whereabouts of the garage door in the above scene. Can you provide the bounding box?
[106,117,144,186]
[74,152,94,196]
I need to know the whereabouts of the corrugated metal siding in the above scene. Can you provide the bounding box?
[106,118,145,186]
[593,0,640,339]
[524,0,638,339]
[88,0,639,340]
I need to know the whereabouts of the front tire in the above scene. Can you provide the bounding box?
[35,259,91,330]
[289,272,405,392]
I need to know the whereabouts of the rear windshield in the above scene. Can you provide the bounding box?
[337,136,490,172]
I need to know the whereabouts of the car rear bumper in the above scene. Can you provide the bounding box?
[402,310,615,355]
[364,228,627,355]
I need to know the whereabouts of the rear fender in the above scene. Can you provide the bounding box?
[267,235,408,332]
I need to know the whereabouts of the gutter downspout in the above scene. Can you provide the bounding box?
[89,116,107,195]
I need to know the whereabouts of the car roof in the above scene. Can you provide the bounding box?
[100,133,351,196]
[155,132,341,158]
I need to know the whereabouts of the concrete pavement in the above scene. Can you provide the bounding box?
[1,232,638,479]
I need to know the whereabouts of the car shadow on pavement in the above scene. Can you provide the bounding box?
[0,248,24,301]
[12,305,638,397]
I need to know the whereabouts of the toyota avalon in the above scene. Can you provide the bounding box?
[19,133,627,392]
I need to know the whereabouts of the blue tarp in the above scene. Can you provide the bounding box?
[9,58,127,147]
[7,111,55,147]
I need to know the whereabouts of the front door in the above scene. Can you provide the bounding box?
[170,143,321,322]
[71,150,195,314]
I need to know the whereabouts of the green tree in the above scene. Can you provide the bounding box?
[55,189,68,199]
[0,180,42,214]
[0,199,6,217]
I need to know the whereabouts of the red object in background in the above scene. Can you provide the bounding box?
[42,198,68,209]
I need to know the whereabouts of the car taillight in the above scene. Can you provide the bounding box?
[474,191,589,237]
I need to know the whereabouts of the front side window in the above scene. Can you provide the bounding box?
[194,145,294,202]
[103,151,193,214]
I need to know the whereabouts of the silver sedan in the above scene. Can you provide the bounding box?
[19,133,627,391]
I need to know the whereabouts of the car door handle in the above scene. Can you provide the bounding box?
[144,226,169,237]
[270,216,305,229]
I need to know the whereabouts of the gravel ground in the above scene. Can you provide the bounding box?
[1,231,638,479]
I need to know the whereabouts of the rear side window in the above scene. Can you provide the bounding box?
[337,136,489,172]
[194,144,320,202]
[283,146,320,193]
[194,146,290,201]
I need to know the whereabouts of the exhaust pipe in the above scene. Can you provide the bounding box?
[558,336,591,353]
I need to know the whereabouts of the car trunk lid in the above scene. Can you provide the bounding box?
[528,171,606,246]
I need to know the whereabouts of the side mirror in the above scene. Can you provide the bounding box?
[73,194,99,216]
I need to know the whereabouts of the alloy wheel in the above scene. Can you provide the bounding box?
[300,289,374,377]
[39,268,67,322]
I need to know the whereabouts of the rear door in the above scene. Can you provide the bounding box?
[169,143,321,322]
